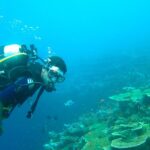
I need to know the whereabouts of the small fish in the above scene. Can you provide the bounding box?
[46,115,58,121]
[34,35,42,40]
[64,99,74,107]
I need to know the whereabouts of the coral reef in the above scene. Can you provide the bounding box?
[43,87,150,150]
[110,122,150,150]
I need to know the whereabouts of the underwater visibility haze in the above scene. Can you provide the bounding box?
[0,0,150,150]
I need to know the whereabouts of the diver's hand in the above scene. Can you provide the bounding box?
[44,83,56,92]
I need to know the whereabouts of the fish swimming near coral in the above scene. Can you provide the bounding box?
[64,99,74,107]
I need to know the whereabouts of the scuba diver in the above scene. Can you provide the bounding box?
[0,44,67,133]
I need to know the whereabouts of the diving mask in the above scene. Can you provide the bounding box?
[48,66,65,83]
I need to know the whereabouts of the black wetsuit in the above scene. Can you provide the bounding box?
[0,62,43,117]
[15,62,43,104]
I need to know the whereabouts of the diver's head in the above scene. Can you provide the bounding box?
[41,56,67,91]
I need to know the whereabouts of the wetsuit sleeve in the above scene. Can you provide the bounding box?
[13,77,39,105]
[0,77,38,107]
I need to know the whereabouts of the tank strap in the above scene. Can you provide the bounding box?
[0,53,27,63]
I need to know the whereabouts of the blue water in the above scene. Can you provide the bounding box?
[0,0,150,150]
